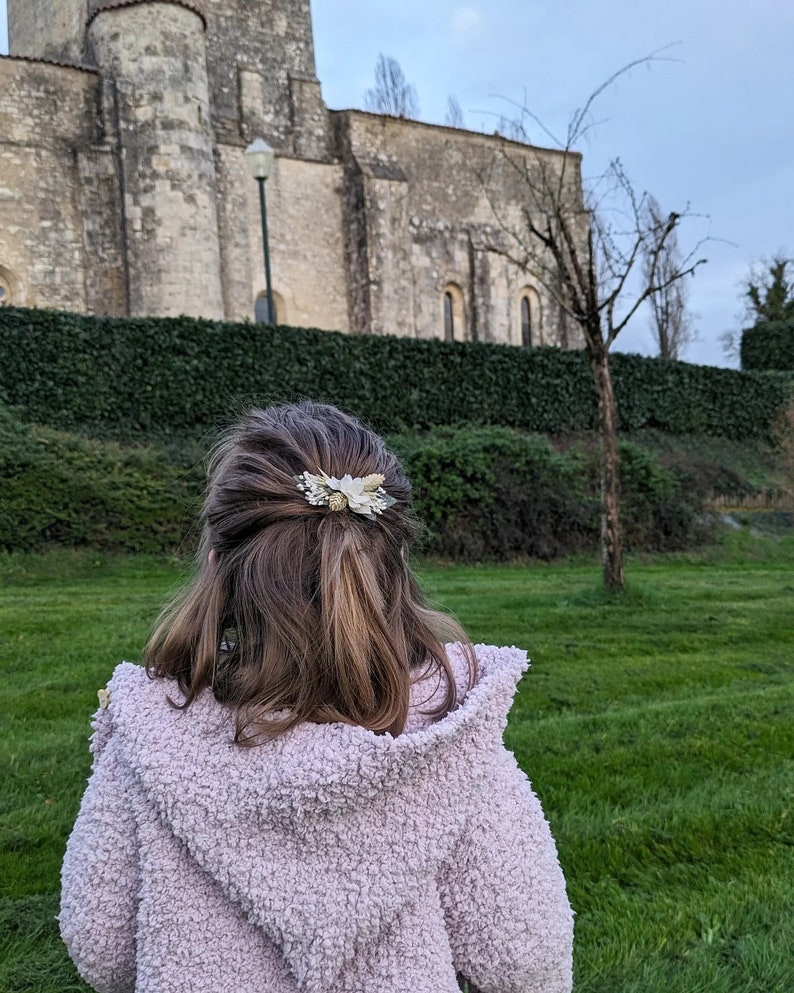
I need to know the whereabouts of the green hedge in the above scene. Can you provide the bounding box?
[741,320,794,371]
[0,307,789,442]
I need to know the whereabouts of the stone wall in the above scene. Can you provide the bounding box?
[0,57,102,311]
[212,142,349,330]
[333,111,582,347]
[86,0,207,15]
[212,144,255,324]
[77,143,128,316]
[249,156,349,331]
[2,0,585,348]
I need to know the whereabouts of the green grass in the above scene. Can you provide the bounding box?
[624,428,786,490]
[1,537,793,992]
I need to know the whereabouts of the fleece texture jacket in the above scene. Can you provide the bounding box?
[60,644,573,993]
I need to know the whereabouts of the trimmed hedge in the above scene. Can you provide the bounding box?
[741,320,794,371]
[0,307,790,442]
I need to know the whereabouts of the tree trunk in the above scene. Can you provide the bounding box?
[591,345,625,590]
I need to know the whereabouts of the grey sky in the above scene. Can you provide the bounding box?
[3,1,792,367]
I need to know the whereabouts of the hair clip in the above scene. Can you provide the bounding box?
[295,470,396,519]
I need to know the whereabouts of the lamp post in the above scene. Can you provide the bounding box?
[245,138,276,325]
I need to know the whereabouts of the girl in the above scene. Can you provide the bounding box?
[60,401,573,993]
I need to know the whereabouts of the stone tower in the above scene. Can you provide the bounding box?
[86,2,224,318]
[202,0,327,157]
[7,0,87,63]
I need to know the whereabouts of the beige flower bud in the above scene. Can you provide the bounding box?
[328,492,348,512]
[362,473,385,491]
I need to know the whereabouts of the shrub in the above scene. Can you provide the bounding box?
[0,307,789,443]
[392,427,596,561]
[393,427,711,561]
[741,320,794,371]
[606,441,713,553]
[0,405,202,553]
[773,400,794,495]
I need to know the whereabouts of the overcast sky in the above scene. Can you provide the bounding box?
[3,1,792,367]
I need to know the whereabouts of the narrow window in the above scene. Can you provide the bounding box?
[518,289,542,346]
[444,292,454,342]
[520,296,532,347]
[255,293,277,324]
[442,284,466,341]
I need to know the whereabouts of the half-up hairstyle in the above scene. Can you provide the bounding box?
[144,401,476,741]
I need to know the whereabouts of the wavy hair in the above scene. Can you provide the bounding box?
[144,402,476,741]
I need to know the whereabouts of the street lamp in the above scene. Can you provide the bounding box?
[245,138,276,325]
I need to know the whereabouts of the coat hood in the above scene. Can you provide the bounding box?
[94,645,528,992]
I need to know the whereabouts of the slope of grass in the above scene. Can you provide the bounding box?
[625,428,785,490]
[1,537,792,991]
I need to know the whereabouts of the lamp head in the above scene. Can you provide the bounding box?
[245,138,275,180]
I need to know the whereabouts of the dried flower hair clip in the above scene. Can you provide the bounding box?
[295,470,396,519]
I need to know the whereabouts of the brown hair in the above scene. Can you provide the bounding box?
[144,401,475,741]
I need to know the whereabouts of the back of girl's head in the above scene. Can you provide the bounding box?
[145,401,474,741]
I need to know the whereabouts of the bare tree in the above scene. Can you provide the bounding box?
[494,115,529,142]
[364,54,420,118]
[445,95,465,129]
[642,195,697,359]
[482,60,707,589]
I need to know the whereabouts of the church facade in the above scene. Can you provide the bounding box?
[1,0,583,348]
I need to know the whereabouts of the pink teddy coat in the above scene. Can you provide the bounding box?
[60,644,574,993]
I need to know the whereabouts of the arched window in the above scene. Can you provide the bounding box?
[0,266,17,307]
[443,292,454,342]
[520,296,531,347]
[442,283,466,342]
[518,288,542,347]
[254,291,283,325]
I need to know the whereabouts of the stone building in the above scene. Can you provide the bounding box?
[0,0,584,348]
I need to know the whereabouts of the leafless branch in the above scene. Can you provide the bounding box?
[364,54,420,118]
[474,51,709,589]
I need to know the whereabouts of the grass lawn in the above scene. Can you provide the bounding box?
[1,535,792,992]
